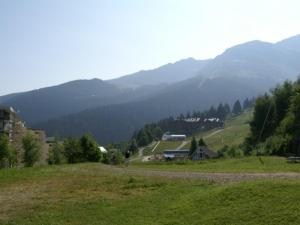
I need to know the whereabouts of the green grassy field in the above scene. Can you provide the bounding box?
[132,156,300,173]
[153,141,183,153]
[184,110,252,151]
[1,163,300,225]
[142,111,252,155]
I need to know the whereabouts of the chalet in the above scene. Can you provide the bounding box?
[163,146,217,161]
[162,132,186,141]
[99,146,108,154]
[163,149,190,160]
[191,146,218,160]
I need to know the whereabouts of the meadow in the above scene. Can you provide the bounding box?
[1,163,300,225]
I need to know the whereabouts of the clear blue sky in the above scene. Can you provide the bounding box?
[1,0,300,95]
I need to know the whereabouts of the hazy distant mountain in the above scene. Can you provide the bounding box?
[35,75,261,144]
[0,79,126,124]
[275,34,300,53]
[0,59,209,124]
[35,34,300,144]
[108,58,211,88]
[0,93,21,104]
[3,34,300,144]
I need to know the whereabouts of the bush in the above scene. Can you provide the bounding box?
[48,141,66,165]
[0,134,16,168]
[80,134,102,162]
[63,138,84,163]
[104,149,124,165]
[22,132,41,167]
[218,145,244,158]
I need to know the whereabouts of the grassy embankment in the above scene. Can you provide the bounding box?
[147,110,252,156]
[1,163,300,225]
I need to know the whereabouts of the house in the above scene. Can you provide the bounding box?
[191,146,218,160]
[99,146,108,154]
[162,132,186,141]
[163,146,217,161]
[163,149,190,160]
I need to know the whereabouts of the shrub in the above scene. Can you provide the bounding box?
[80,134,102,162]
[218,145,244,158]
[22,131,41,167]
[48,141,66,165]
[63,138,84,163]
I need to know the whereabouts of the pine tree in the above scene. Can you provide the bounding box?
[232,100,242,115]
[243,98,250,110]
[128,138,138,154]
[198,138,207,147]
[224,103,231,115]
[189,136,197,155]
[217,103,227,120]
[208,106,217,117]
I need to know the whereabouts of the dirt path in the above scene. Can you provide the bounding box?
[151,141,160,152]
[176,141,188,150]
[107,166,300,183]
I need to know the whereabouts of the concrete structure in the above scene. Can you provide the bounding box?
[162,132,186,141]
[0,107,25,141]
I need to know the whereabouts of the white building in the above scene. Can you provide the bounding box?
[162,132,186,141]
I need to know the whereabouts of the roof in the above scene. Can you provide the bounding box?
[196,146,217,158]
[99,146,108,153]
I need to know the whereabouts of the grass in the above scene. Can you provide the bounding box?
[184,110,252,151]
[132,156,300,173]
[1,163,300,225]
[153,140,183,153]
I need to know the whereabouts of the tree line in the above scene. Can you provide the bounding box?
[0,132,111,168]
[131,98,254,150]
[245,78,300,156]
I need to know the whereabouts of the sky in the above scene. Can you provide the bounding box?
[0,0,300,95]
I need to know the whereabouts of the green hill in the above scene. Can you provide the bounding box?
[150,110,252,154]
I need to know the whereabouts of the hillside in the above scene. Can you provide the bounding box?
[144,110,252,156]
[1,163,300,225]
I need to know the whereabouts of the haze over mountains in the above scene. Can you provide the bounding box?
[1,34,300,144]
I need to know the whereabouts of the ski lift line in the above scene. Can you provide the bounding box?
[257,103,273,144]
[256,102,273,162]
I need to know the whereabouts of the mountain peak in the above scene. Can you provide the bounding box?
[276,34,300,52]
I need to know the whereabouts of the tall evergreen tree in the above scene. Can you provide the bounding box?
[189,136,197,155]
[217,103,227,120]
[243,98,250,110]
[232,100,242,115]
[208,106,217,117]
[198,138,207,147]
[128,138,138,154]
[224,103,231,115]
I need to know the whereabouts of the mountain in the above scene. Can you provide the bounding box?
[0,79,126,124]
[1,58,210,125]
[275,34,300,53]
[4,34,300,144]
[0,93,21,104]
[34,35,300,144]
[35,75,261,144]
[108,58,211,88]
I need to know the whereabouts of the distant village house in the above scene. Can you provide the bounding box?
[162,132,186,141]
